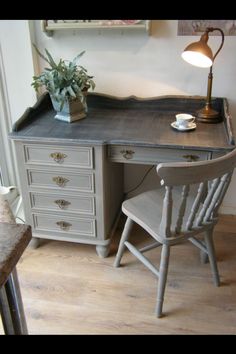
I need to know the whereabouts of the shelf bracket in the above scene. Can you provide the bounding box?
[41,20,53,37]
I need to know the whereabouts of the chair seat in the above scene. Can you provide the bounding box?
[122,187,197,243]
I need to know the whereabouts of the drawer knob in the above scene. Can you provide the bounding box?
[52,176,69,187]
[50,152,67,163]
[54,199,71,209]
[182,154,200,162]
[120,149,135,159]
[56,221,72,230]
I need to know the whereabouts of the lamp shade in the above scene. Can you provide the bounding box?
[181,37,214,68]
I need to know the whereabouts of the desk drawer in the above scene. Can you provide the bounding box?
[24,144,93,169]
[32,213,96,238]
[30,192,95,216]
[27,169,94,193]
[108,145,209,164]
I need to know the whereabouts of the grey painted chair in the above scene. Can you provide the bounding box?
[114,148,236,318]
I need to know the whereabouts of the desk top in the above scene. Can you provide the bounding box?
[0,223,31,287]
[10,93,235,152]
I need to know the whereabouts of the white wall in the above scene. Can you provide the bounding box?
[0,20,36,123]
[32,20,236,214]
[0,20,36,187]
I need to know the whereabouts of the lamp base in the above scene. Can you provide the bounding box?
[196,106,222,123]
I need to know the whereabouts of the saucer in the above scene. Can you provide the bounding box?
[171,121,196,131]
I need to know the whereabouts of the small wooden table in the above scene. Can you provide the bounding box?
[0,223,31,334]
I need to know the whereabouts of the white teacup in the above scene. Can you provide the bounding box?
[176,113,195,128]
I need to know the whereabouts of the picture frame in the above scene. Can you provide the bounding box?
[178,20,236,36]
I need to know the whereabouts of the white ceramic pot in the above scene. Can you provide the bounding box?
[50,95,87,123]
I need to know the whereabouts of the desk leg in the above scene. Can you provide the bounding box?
[0,268,28,335]
[29,237,40,249]
[96,245,110,258]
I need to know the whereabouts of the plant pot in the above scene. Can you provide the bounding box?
[50,95,87,123]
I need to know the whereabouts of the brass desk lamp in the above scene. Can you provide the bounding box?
[182,27,225,123]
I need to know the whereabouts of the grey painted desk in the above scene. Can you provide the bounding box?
[9,93,235,257]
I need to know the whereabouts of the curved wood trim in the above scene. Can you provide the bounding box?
[12,92,51,132]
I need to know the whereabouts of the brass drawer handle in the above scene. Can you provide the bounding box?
[50,152,67,163]
[120,149,135,160]
[54,199,71,209]
[52,176,69,187]
[56,221,72,231]
[182,154,200,162]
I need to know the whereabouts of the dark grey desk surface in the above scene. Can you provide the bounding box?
[10,93,235,153]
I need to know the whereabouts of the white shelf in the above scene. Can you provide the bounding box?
[41,20,151,36]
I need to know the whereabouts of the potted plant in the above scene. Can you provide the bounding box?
[31,45,95,122]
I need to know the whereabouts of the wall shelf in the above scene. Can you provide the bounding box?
[41,20,151,37]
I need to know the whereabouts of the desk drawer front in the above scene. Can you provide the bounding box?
[33,213,96,237]
[108,145,209,164]
[30,192,95,215]
[27,169,94,193]
[24,144,93,169]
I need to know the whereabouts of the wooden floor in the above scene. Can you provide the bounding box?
[1,215,236,335]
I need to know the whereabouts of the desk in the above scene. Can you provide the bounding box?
[9,93,235,257]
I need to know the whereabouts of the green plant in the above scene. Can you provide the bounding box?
[31,44,95,110]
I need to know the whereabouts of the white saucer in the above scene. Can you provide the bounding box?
[171,121,196,131]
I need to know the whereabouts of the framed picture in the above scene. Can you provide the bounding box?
[178,20,236,36]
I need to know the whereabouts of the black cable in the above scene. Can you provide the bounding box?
[124,165,155,198]
[15,216,26,224]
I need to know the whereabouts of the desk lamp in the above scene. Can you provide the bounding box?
[182,27,225,123]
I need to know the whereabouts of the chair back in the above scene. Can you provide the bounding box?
[156,149,236,238]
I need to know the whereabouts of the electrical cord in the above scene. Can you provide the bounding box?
[124,165,155,198]
[15,216,26,224]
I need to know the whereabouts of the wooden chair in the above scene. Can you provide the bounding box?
[114,148,236,318]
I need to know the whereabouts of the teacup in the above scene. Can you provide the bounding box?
[176,113,195,128]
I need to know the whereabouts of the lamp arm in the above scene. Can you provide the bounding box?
[206,67,213,106]
[205,28,224,107]
[206,27,225,61]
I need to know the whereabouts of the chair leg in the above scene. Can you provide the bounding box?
[114,217,134,267]
[204,228,220,287]
[156,244,170,318]
[200,249,209,264]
